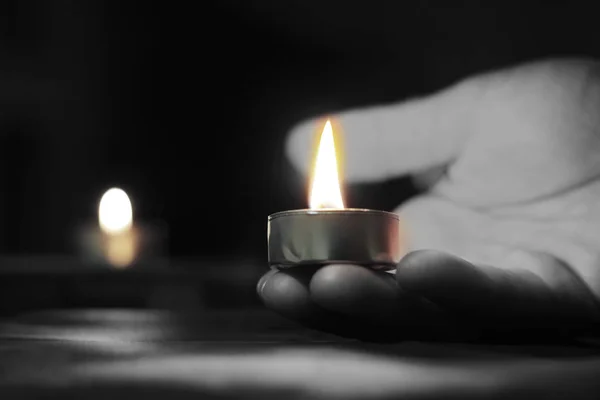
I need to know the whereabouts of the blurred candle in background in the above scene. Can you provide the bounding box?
[77,187,168,268]
[98,188,137,267]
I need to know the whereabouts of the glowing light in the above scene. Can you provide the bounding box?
[309,120,344,209]
[98,188,133,234]
[105,235,136,268]
[98,188,136,267]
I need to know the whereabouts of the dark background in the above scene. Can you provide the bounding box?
[1,1,600,261]
[3,6,600,399]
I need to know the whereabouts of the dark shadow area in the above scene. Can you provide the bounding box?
[2,3,600,399]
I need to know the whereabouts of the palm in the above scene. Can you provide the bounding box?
[401,59,600,307]
[260,59,600,341]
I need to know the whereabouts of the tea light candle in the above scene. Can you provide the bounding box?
[267,120,401,270]
[77,188,167,268]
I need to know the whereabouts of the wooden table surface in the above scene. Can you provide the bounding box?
[1,308,600,399]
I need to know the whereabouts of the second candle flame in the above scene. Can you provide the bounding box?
[309,120,345,209]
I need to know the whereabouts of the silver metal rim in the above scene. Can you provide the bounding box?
[268,208,399,221]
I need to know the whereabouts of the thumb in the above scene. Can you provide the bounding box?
[285,79,483,184]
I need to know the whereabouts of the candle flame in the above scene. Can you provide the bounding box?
[99,188,133,234]
[98,188,136,268]
[309,120,344,209]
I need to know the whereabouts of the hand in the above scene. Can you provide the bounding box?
[258,58,600,342]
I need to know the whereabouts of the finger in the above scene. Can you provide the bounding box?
[258,267,410,341]
[258,267,321,321]
[257,269,277,296]
[285,79,481,184]
[309,264,469,340]
[309,264,400,320]
[396,250,599,336]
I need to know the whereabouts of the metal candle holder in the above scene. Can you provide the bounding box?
[267,208,400,270]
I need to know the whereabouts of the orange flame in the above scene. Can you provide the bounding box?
[309,120,344,209]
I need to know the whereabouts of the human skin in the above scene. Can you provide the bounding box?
[258,58,600,342]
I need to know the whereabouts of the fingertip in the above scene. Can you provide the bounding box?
[396,250,480,295]
[259,267,319,319]
[310,264,398,315]
[285,117,322,178]
[257,270,277,296]
[397,249,461,274]
[309,264,352,304]
[285,113,388,183]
